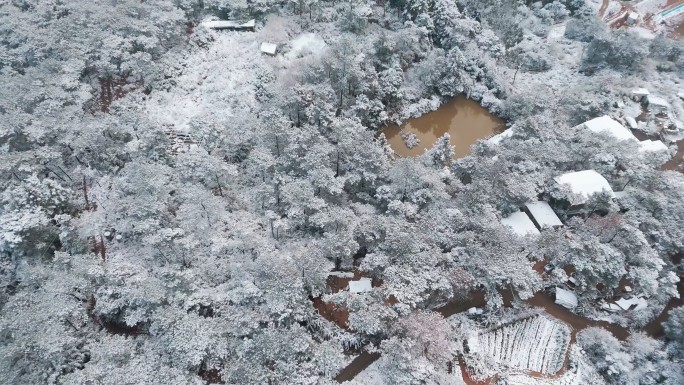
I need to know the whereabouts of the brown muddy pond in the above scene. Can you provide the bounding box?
[382,96,505,158]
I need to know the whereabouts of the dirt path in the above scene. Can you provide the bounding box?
[436,291,487,318]
[525,292,630,341]
[335,352,381,383]
[599,0,611,17]
[661,140,684,172]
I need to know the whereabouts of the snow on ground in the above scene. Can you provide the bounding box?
[466,315,571,379]
[501,212,540,237]
[635,0,669,16]
[507,346,603,385]
[146,30,266,132]
[345,356,466,385]
[602,1,624,20]
[284,33,327,61]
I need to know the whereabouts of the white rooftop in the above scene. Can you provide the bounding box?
[328,271,354,278]
[260,42,277,55]
[554,170,615,205]
[202,19,255,29]
[625,116,638,129]
[525,201,563,229]
[639,139,669,153]
[615,296,648,311]
[467,307,484,315]
[632,88,650,96]
[581,115,637,142]
[501,211,540,236]
[601,302,621,312]
[646,95,670,109]
[555,287,578,309]
[348,278,372,293]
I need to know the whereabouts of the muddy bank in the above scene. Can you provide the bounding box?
[661,140,684,172]
[643,277,684,337]
[437,291,487,318]
[382,96,505,158]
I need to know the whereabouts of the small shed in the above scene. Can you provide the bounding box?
[554,170,615,207]
[579,115,637,142]
[328,271,354,278]
[625,116,638,129]
[555,287,578,309]
[467,307,484,316]
[645,95,670,112]
[348,278,372,293]
[638,139,669,153]
[626,12,639,26]
[202,19,256,31]
[260,42,278,56]
[525,201,563,229]
[601,302,621,312]
[615,296,648,311]
[501,211,540,237]
[632,88,650,102]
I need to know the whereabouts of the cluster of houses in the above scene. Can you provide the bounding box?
[495,113,673,312]
[628,87,682,135]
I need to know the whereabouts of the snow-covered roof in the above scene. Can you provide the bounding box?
[632,88,650,97]
[554,170,615,205]
[625,116,638,129]
[328,271,354,278]
[501,212,540,236]
[678,92,684,101]
[580,115,637,142]
[601,302,621,312]
[555,287,578,309]
[487,128,515,145]
[202,19,255,29]
[348,278,372,293]
[260,42,278,55]
[467,307,484,315]
[646,95,670,109]
[615,297,648,311]
[525,201,563,229]
[627,12,639,21]
[639,139,669,153]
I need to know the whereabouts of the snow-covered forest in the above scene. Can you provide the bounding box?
[1,0,683,384]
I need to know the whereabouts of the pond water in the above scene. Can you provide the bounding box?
[382,96,505,158]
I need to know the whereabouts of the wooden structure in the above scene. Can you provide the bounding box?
[201,19,255,31]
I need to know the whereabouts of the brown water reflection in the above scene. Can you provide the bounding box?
[382,96,505,158]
